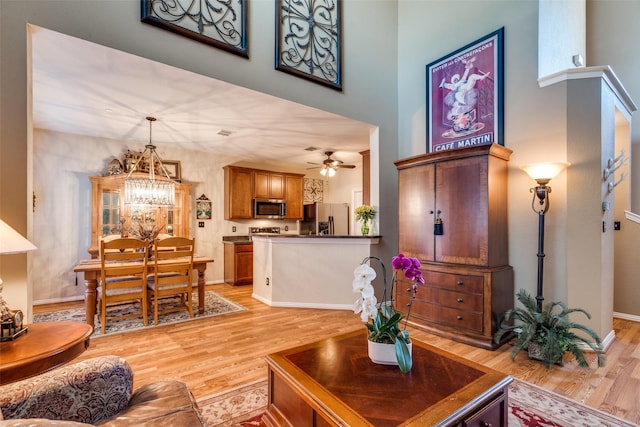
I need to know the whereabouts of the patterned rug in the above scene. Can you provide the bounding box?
[198,378,636,427]
[33,291,246,337]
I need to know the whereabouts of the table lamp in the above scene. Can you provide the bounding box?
[0,218,37,341]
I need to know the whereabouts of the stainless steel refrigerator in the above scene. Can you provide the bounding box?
[302,202,350,235]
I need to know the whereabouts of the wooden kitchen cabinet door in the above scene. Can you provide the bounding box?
[284,175,304,220]
[224,166,254,219]
[254,171,285,199]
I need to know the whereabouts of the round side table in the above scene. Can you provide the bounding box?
[0,321,93,385]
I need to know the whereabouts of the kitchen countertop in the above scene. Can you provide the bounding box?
[222,236,252,244]
[252,234,382,239]
[223,235,381,243]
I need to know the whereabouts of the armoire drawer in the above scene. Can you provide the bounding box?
[422,286,483,312]
[423,271,484,293]
[396,293,483,333]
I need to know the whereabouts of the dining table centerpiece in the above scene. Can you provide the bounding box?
[353,253,424,373]
[354,205,376,236]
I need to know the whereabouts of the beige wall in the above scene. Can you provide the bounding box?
[1,0,399,318]
[397,1,568,308]
[396,0,639,340]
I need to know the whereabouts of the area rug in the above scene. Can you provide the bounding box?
[33,291,246,337]
[198,378,636,427]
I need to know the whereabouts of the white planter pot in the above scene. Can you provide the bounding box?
[367,339,413,366]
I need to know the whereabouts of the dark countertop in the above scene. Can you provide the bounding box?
[252,234,382,239]
[222,236,252,244]
[223,235,382,244]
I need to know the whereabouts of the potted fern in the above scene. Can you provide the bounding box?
[494,289,606,368]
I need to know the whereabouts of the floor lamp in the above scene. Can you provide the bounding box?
[0,219,38,340]
[520,162,570,312]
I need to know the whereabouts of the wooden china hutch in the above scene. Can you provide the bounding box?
[88,173,191,258]
[394,144,513,350]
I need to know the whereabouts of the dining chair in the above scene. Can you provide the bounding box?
[98,237,149,334]
[147,236,195,325]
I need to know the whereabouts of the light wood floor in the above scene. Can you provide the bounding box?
[35,283,640,424]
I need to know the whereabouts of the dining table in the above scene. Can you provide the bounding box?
[73,256,215,329]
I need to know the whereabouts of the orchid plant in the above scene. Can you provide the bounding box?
[353,253,424,373]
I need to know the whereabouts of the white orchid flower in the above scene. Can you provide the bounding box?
[354,295,378,322]
[361,296,378,321]
[352,264,376,293]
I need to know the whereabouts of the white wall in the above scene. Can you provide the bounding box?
[538,0,586,77]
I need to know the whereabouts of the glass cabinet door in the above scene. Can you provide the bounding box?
[101,190,120,236]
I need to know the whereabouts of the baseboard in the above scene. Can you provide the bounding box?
[34,295,84,306]
[614,311,640,323]
[34,280,224,306]
[250,293,350,310]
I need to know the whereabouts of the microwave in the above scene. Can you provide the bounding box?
[254,199,286,219]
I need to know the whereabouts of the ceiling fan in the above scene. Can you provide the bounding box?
[307,151,356,177]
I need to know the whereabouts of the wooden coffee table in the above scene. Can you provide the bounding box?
[263,330,512,427]
[0,321,92,385]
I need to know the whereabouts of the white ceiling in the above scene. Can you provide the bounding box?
[30,26,375,169]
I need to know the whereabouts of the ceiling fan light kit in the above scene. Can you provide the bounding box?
[311,151,356,177]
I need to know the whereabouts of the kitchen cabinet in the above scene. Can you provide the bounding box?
[254,170,285,199]
[224,241,253,285]
[284,174,304,220]
[224,165,304,220]
[224,166,254,220]
[88,173,191,258]
[394,144,513,350]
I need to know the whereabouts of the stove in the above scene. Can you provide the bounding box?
[249,226,281,236]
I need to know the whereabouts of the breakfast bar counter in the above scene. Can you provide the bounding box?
[251,235,380,309]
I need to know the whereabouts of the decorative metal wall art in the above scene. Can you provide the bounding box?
[304,178,324,203]
[276,0,342,90]
[141,0,247,58]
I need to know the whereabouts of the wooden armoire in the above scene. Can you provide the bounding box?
[394,144,513,349]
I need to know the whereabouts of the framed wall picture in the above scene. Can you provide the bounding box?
[196,194,212,220]
[276,0,342,90]
[141,0,247,58]
[426,28,504,152]
[162,160,182,181]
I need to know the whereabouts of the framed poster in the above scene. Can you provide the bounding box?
[426,28,504,152]
[141,0,247,58]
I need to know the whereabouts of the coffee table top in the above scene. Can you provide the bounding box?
[266,329,511,426]
[0,321,92,385]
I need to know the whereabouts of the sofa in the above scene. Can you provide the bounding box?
[0,356,207,426]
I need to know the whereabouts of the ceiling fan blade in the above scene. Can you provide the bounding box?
[336,164,356,169]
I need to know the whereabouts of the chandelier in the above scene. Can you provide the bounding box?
[124,117,175,206]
